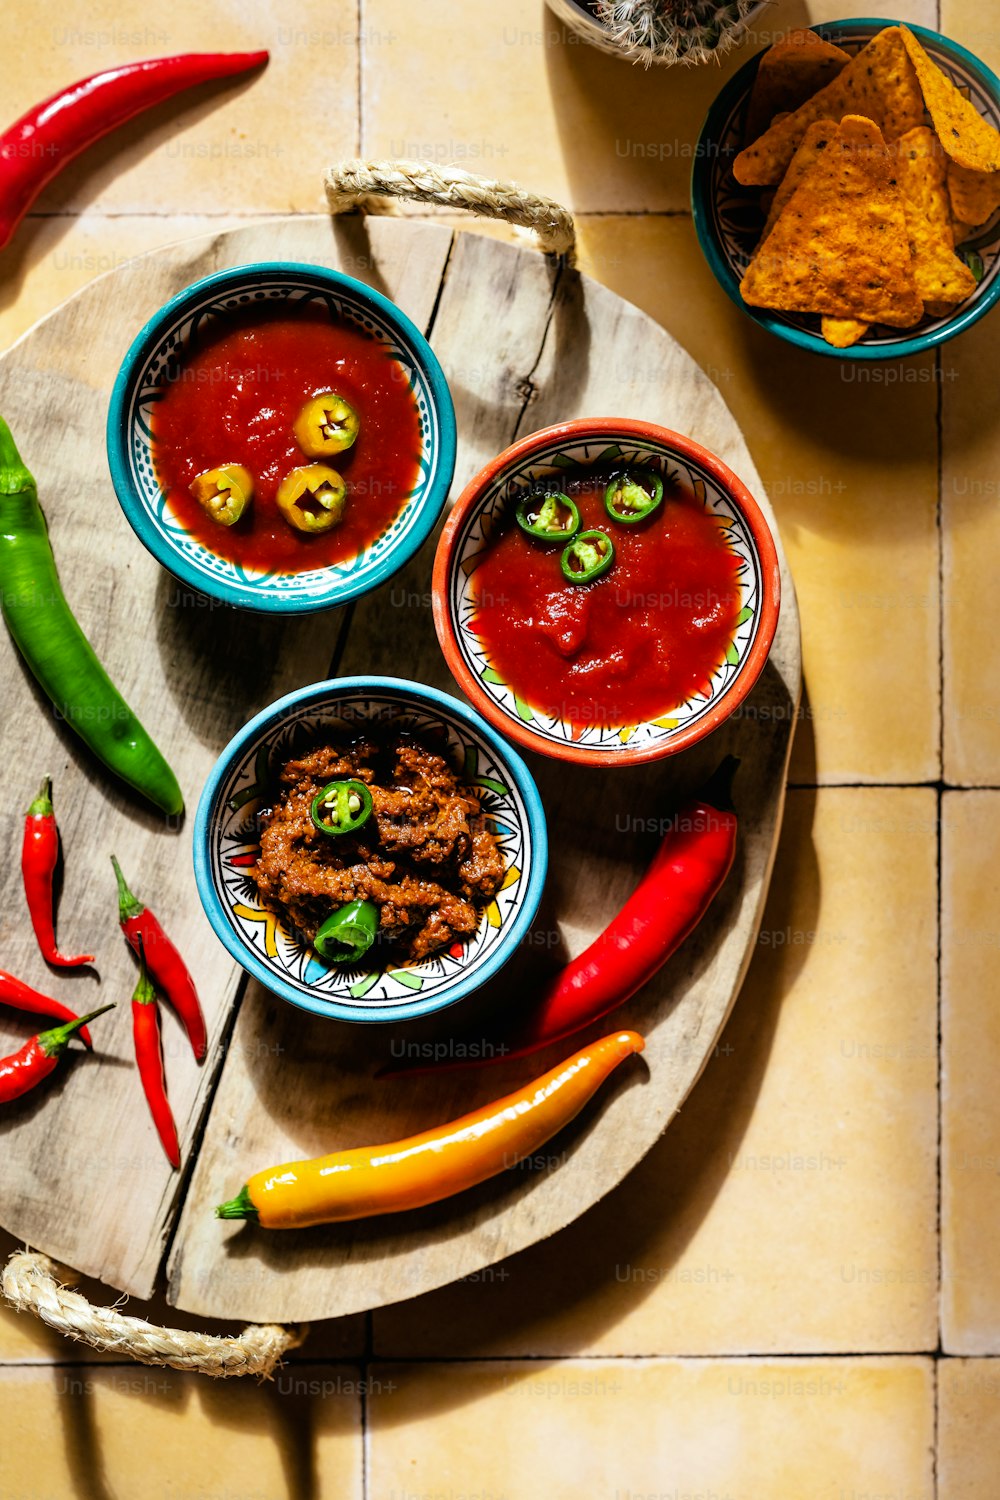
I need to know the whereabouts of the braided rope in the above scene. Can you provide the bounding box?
[324,158,575,257]
[2,1250,304,1378]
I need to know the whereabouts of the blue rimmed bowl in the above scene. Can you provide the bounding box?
[692,19,1000,359]
[107,262,456,612]
[193,677,548,1024]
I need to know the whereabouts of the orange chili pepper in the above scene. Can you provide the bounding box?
[215,1030,645,1229]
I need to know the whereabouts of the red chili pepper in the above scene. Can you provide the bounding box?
[0,968,96,1047]
[131,937,180,1169]
[385,758,740,1078]
[111,855,206,1061]
[0,50,269,251]
[0,1003,114,1104]
[21,776,94,968]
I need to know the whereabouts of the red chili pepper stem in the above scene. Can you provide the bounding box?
[111,853,145,922]
[27,775,52,818]
[38,1003,116,1058]
[22,775,95,968]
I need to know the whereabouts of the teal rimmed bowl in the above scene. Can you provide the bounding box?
[107,262,456,612]
[692,19,1000,359]
[193,677,548,1024]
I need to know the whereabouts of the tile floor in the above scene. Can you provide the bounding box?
[0,0,996,1496]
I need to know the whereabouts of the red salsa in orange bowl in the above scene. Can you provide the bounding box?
[433,419,781,766]
[107,263,456,614]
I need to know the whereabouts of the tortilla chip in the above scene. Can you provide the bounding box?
[759,119,840,241]
[924,300,957,318]
[899,26,1000,172]
[734,28,925,186]
[745,30,851,141]
[740,116,923,326]
[947,158,1000,226]
[951,217,975,246]
[822,317,869,346]
[895,125,978,304]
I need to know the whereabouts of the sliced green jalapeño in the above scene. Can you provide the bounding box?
[314,899,379,963]
[515,488,581,543]
[604,467,664,524]
[560,529,615,584]
[310,780,374,836]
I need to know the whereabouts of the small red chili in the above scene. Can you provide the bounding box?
[0,1003,114,1105]
[0,51,269,251]
[111,855,206,1062]
[0,968,97,1047]
[131,937,180,1169]
[384,758,740,1078]
[21,776,94,968]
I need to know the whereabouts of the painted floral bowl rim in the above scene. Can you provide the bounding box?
[432,417,781,767]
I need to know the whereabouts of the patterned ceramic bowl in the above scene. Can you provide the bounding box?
[194,677,548,1023]
[107,262,456,612]
[433,418,780,767]
[691,19,1000,359]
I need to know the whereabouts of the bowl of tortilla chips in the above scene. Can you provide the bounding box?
[692,20,1000,356]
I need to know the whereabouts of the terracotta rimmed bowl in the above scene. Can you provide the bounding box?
[432,418,781,767]
[692,19,1000,359]
[194,677,547,1023]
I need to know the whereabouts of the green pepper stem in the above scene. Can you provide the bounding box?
[111,854,145,922]
[26,775,53,818]
[0,415,36,499]
[38,1002,116,1058]
[215,1185,258,1221]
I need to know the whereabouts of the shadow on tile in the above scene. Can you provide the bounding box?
[540,0,811,213]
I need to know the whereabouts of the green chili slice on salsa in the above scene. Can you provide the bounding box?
[314,900,379,963]
[310,780,374,836]
[604,468,664,525]
[560,529,615,585]
[515,489,581,543]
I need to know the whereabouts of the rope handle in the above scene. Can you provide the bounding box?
[2,1250,305,1379]
[324,158,575,257]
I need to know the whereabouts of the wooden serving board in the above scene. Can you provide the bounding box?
[0,216,800,1324]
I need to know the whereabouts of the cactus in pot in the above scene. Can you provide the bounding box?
[586,0,763,66]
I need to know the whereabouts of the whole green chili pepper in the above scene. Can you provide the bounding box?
[315,900,379,963]
[0,417,183,816]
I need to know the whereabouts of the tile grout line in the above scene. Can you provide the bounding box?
[0,1351,953,1371]
[933,334,945,1500]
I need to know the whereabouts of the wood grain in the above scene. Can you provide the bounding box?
[0,217,799,1322]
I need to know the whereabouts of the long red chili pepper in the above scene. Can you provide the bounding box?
[21,776,94,968]
[385,757,739,1078]
[0,50,269,251]
[131,938,180,1169]
[0,1003,114,1104]
[0,968,96,1047]
[111,855,206,1061]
